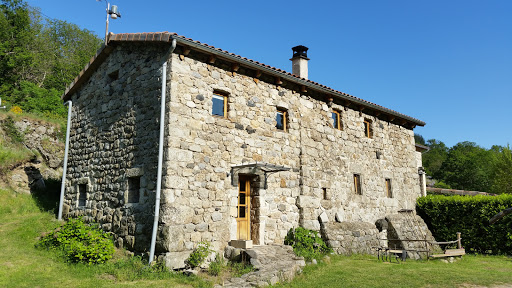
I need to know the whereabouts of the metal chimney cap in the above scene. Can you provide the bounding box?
[291,45,309,60]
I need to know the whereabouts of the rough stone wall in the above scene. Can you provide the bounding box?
[161,47,421,255]
[63,43,169,251]
[63,42,423,259]
[320,222,386,255]
[386,212,437,259]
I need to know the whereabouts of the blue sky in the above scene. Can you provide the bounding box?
[26,0,512,149]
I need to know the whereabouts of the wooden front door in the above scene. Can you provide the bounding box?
[236,178,251,240]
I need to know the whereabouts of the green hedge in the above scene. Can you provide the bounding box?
[417,194,512,255]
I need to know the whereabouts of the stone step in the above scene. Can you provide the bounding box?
[217,244,306,287]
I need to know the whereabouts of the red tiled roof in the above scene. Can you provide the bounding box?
[63,32,425,126]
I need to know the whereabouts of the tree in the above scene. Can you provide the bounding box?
[414,133,426,145]
[491,145,512,194]
[422,139,448,179]
[41,19,102,90]
[0,0,36,98]
[440,141,496,192]
[0,0,101,118]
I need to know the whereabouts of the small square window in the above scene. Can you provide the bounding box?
[385,179,393,198]
[363,119,373,138]
[331,111,341,130]
[276,108,287,131]
[212,93,227,117]
[354,174,362,195]
[127,177,140,203]
[78,184,87,207]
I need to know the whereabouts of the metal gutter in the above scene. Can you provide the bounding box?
[148,38,177,265]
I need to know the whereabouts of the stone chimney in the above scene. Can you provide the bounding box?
[290,45,309,79]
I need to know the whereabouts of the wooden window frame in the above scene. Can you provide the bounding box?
[331,110,341,130]
[385,179,393,198]
[212,92,228,118]
[354,174,362,195]
[276,108,287,132]
[363,118,373,138]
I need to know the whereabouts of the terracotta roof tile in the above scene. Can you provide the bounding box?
[63,31,424,126]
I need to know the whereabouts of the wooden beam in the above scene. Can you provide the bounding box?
[375,111,381,117]
[388,115,395,122]
[208,55,216,64]
[255,70,262,78]
[232,63,240,72]
[300,85,307,93]
[183,47,191,56]
[275,77,283,85]
[490,207,512,224]
[400,119,407,126]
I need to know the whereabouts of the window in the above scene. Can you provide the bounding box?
[212,93,227,117]
[363,118,373,138]
[78,184,87,207]
[276,108,287,131]
[322,188,328,200]
[353,174,362,195]
[331,111,341,130]
[127,177,140,203]
[385,179,393,198]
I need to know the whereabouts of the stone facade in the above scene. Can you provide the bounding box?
[62,33,426,263]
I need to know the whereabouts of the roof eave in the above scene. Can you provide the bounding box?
[61,33,425,127]
[174,36,425,127]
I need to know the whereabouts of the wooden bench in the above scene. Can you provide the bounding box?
[430,248,465,258]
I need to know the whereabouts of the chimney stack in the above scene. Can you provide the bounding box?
[290,45,309,79]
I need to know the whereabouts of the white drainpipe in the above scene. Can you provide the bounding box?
[149,38,177,265]
[58,101,72,220]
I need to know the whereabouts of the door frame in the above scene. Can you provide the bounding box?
[236,177,251,240]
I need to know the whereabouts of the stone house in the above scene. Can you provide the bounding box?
[61,32,426,265]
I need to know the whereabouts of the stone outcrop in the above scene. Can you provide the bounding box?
[0,115,64,193]
[219,244,305,287]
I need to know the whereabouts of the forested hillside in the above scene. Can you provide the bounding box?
[0,0,101,119]
[415,134,512,194]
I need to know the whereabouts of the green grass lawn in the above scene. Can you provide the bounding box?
[0,188,209,288]
[274,253,512,288]
[2,187,512,288]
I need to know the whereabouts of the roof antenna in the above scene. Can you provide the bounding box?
[97,0,122,45]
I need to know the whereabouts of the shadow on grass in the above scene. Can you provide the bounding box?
[31,178,60,216]
[27,165,60,216]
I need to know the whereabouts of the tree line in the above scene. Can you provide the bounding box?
[0,0,102,118]
[415,134,512,194]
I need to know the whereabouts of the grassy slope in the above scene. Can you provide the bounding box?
[275,254,512,288]
[0,188,207,288]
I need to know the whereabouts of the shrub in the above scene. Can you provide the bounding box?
[417,194,512,254]
[208,253,224,276]
[9,105,22,114]
[284,227,332,261]
[187,241,212,268]
[36,217,115,264]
